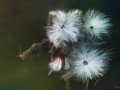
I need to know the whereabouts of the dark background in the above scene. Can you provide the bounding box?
[0,0,120,90]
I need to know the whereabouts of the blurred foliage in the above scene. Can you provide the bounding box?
[0,0,120,90]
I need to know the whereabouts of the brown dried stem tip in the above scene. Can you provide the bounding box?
[18,39,48,60]
[47,11,56,26]
[78,10,83,20]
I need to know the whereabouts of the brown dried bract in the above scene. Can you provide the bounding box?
[78,10,83,21]
[18,39,48,60]
[61,46,69,54]
[47,11,56,26]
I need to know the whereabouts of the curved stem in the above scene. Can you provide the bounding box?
[86,80,89,90]
[94,77,100,87]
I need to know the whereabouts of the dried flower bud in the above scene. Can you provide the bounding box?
[61,46,69,54]
[18,48,33,60]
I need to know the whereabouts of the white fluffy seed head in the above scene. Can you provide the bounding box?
[46,10,80,48]
[74,49,109,82]
[83,9,112,39]
[62,45,111,83]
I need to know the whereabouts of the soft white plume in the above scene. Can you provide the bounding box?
[83,9,112,39]
[62,45,111,83]
[46,10,80,48]
[48,56,71,75]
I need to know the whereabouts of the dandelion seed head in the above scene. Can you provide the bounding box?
[74,47,110,83]
[83,9,112,39]
[46,10,81,48]
[62,45,111,83]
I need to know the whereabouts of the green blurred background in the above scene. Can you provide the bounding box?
[0,0,120,90]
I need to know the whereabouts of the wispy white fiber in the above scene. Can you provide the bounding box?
[46,10,80,48]
[48,56,71,74]
[62,45,111,83]
[83,9,112,39]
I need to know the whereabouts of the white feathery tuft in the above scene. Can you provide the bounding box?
[62,45,111,83]
[48,57,62,72]
[83,9,112,39]
[48,56,71,74]
[46,10,80,48]
[64,57,71,70]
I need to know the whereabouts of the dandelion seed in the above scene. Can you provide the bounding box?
[83,9,112,39]
[62,45,111,83]
[46,10,81,48]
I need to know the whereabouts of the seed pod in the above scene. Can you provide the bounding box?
[61,46,69,55]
